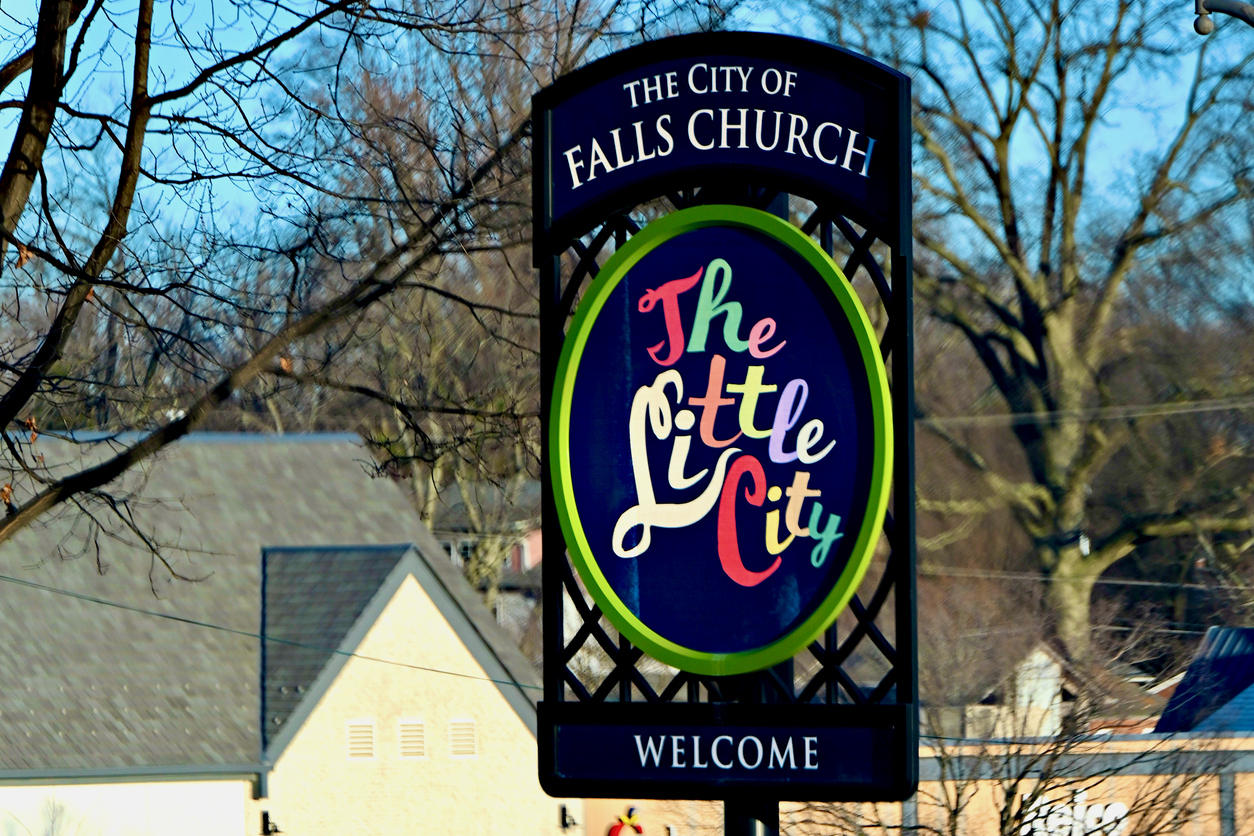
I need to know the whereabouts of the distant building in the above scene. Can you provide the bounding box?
[1157,626,1254,733]
[430,479,541,573]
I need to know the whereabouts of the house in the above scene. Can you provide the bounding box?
[430,479,542,573]
[1156,626,1254,733]
[0,433,569,836]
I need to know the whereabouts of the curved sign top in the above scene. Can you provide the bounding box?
[532,32,910,258]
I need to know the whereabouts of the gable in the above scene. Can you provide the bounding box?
[262,545,414,751]
[262,548,540,763]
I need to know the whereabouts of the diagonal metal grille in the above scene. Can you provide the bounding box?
[547,184,912,709]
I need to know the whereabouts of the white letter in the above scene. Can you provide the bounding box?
[738,736,764,769]
[613,370,739,557]
[623,80,641,108]
[632,121,657,163]
[666,71,679,98]
[803,736,819,769]
[656,115,674,156]
[668,434,708,490]
[1082,803,1105,836]
[720,108,749,149]
[754,110,782,151]
[784,71,797,97]
[1070,792,1087,836]
[768,737,796,769]
[562,146,585,189]
[712,735,734,768]
[609,127,635,169]
[797,419,834,463]
[688,63,709,94]
[735,66,754,91]
[671,735,687,767]
[813,122,843,165]
[761,68,782,94]
[643,74,662,104]
[635,735,665,767]
[785,114,812,157]
[841,130,876,177]
[1102,803,1129,836]
[692,736,709,768]
[587,138,614,180]
[688,109,716,151]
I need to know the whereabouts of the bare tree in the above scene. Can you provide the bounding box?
[0,0,743,563]
[816,0,1254,660]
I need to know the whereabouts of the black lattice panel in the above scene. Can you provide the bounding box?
[549,186,909,710]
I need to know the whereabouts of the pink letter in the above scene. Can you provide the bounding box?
[748,318,785,359]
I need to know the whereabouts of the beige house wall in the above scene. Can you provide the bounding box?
[0,779,246,835]
[245,573,572,836]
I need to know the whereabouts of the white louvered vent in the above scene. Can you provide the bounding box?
[347,720,374,760]
[398,718,426,758]
[449,719,477,758]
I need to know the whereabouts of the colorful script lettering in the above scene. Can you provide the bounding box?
[613,256,844,586]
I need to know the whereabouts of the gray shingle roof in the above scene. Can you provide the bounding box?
[0,434,445,773]
[431,480,541,533]
[261,544,414,749]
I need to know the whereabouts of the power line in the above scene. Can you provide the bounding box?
[918,395,1254,428]
[0,570,542,692]
[920,565,1252,593]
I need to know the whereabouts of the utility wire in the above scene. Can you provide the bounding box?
[920,565,1254,593]
[0,570,542,691]
[0,563,1225,694]
[918,395,1254,427]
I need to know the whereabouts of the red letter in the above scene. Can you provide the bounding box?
[639,267,703,366]
[717,455,781,587]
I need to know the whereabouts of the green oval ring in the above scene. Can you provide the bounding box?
[550,204,893,677]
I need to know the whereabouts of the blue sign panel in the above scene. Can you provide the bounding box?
[538,702,911,800]
[533,34,908,253]
[551,206,892,675]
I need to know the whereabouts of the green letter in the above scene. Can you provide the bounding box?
[688,258,749,353]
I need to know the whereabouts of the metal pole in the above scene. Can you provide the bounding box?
[723,187,791,836]
[725,799,780,836]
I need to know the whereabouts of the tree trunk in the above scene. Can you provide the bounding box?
[1045,549,1097,663]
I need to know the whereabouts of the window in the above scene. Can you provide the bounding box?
[346,720,374,760]
[440,541,453,557]
[449,718,476,758]
[457,540,474,564]
[398,718,426,759]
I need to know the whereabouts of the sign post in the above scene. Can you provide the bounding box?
[535,32,916,817]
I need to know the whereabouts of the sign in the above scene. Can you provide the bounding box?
[551,205,892,676]
[552,717,893,788]
[534,33,909,254]
[535,31,915,802]
[1022,792,1129,836]
[538,701,909,799]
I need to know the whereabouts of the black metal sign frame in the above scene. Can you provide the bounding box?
[535,31,916,802]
